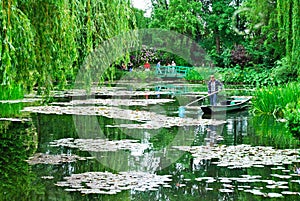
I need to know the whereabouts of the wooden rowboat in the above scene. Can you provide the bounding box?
[200,96,251,114]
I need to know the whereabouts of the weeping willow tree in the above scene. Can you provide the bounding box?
[277,0,300,77]
[0,0,36,98]
[0,0,136,97]
[243,0,300,78]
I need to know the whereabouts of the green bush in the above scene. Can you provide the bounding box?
[216,66,277,86]
[271,57,298,84]
[185,67,213,82]
[185,69,203,81]
[117,70,157,81]
[217,66,244,83]
[284,101,300,137]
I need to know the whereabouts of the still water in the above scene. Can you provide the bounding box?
[0,94,299,201]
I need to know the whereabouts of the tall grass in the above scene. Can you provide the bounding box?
[0,84,24,100]
[252,82,300,116]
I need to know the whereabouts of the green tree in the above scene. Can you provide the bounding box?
[277,0,300,77]
[148,0,247,68]
[199,0,249,68]
[149,0,204,41]
[243,0,300,79]
[0,0,136,96]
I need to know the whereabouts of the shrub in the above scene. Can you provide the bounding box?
[231,45,251,70]
[185,69,203,81]
[284,101,300,137]
[271,57,298,84]
[217,66,279,86]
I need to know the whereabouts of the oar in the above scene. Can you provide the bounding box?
[178,90,220,117]
[185,90,220,107]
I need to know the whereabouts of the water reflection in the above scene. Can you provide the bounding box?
[2,96,300,200]
[0,120,39,200]
[196,110,298,148]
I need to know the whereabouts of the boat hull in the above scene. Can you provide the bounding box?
[200,98,251,114]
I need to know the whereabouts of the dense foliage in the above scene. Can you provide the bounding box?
[242,0,300,82]
[0,0,136,96]
[284,101,300,137]
[147,0,300,80]
[1,0,299,94]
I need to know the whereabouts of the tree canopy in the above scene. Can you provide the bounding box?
[0,0,135,94]
[0,0,299,96]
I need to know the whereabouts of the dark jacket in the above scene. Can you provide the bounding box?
[208,80,223,94]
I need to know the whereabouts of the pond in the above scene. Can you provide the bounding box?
[1,83,300,201]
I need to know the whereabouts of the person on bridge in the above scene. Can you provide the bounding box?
[171,61,176,73]
[156,61,162,74]
[207,75,223,106]
[144,60,150,71]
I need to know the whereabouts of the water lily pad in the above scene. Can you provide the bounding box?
[267,192,283,198]
[173,145,300,170]
[219,189,234,193]
[50,138,149,156]
[23,105,226,129]
[26,153,90,165]
[56,171,172,195]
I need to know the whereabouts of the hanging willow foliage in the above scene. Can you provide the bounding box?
[290,0,300,71]
[277,0,300,74]
[0,0,36,89]
[0,0,136,96]
[245,0,299,76]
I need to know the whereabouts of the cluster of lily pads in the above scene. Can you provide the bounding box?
[53,87,126,98]
[51,98,175,107]
[53,87,174,98]
[50,83,207,99]
[172,144,300,197]
[0,98,42,103]
[0,118,30,122]
[173,144,300,169]
[22,84,300,198]
[50,138,149,155]
[193,174,300,198]
[55,171,172,194]
[22,105,226,129]
[26,153,93,165]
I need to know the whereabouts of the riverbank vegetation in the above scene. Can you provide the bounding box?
[1,1,299,134]
[252,83,300,116]
[251,82,300,137]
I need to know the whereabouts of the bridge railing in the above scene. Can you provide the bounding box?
[155,66,192,78]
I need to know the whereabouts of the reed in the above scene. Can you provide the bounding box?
[252,82,300,116]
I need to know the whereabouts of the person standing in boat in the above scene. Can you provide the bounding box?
[207,75,223,105]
